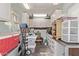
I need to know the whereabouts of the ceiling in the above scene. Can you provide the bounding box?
[26,3,63,16]
[11,3,74,16]
[25,3,65,16]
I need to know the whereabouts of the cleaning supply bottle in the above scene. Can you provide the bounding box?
[44,36,48,46]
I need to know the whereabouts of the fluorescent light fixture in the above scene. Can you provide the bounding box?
[23,3,30,9]
[33,14,47,17]
[53,3,59,5]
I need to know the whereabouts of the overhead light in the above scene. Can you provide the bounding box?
[53,3,59,5]
[23,3,30,9]
[33,14,47,17]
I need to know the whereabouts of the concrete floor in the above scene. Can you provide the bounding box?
[32,43,53,56]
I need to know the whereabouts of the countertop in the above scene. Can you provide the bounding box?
[47,33,79,46]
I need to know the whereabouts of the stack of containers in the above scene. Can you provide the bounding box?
[27,35,37,53]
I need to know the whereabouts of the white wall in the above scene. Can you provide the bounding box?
[0,3,23,23]
[22,13,29,25]
[29,17,52,41]
[51,10,64,21]
[0,3,11,21]
[30,18,52,27]
[11,5,23,23]
[67,4,79,17]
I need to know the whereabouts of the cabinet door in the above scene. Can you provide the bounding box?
[55,42,65,56]
[69,48,79,56]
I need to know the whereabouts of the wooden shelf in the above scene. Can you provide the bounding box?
[52,17,62,40]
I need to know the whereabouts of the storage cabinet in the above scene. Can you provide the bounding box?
[47,34,65,56]
[55,42,65,56]
[47,33,79,56]
[64,45,79,56]
[47,34,56,55]
[69,48,79,56]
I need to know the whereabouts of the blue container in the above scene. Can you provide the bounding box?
[20,23,28,29]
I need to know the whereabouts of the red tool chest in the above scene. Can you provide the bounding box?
[0,35,20,56]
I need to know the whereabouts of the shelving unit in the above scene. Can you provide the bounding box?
[52,17,62,40]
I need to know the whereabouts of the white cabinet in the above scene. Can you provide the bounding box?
[47,34,55,55]
[47,33,79,56]
[55,42,65,56]
[47,34,65,56]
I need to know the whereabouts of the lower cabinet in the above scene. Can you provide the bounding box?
[47,34,79,56]
[47,34,65,56]
[65,46,79,56]
[55,42,65,56]
[69,48,79,56]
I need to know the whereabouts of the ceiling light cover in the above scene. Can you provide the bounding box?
[53,3,59,5]
[23,3,30,9]
[33,14,47,17]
